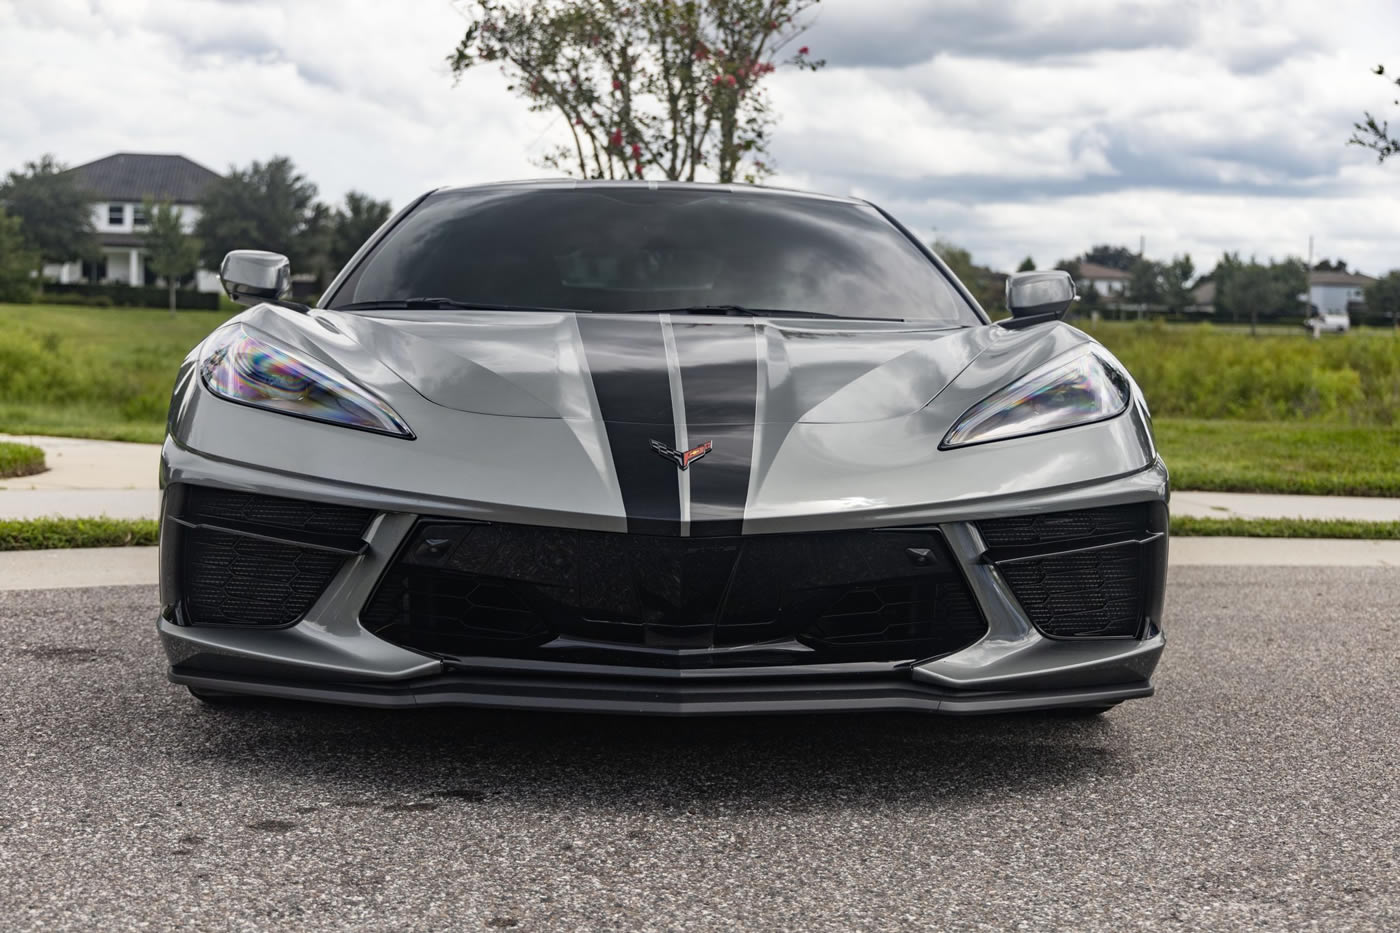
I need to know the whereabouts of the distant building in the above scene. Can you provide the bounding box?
[1189,279,1216,313]
[44,153,223,293]
[1074,261,1131,298]
[1308,270,1375,316]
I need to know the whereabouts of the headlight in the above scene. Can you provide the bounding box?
[200,325,413,438]
[941,347,1130,448]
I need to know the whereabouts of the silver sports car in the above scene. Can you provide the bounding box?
[159,180,1168,715]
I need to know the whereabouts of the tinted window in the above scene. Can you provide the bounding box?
[331,187,978,323]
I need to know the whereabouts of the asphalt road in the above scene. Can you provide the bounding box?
[1,568,1397,932]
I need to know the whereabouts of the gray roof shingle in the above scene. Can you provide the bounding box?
[65,153,222,204]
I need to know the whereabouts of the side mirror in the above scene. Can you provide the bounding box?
[220,250,291,306]
[1003,270,1076,328]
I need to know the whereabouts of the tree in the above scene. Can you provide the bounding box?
[1366,270,1400,331]
[0,154,95,290]
[1313,258,1348,272]
[143,199,201,315]
[1016,256,1035,272]
[330,191,392,270]
[195,157,320,270]
[932,239,1006,317]
[1160,254,1195,313]
[1350,64,1399,162]
[1081,244,1138,271]
[448,0,824,183]
[1127,257,1162,306]
[1218,255,1307,336]
[0,207,38,302]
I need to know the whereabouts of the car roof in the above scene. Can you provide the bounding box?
[430,178,870,207]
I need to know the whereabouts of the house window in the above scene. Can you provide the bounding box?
[107,204,125,227]
[132,204,148,227]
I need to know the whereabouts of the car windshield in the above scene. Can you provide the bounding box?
[327,186,980,324]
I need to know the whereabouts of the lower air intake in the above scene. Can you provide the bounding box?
[978,504,1162,639]
[996,544,1144,637]
[361,522,988,667]
[176,487,373,627]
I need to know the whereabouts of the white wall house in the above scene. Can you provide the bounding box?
[1308,270,1375,316]
[42,153,223,293]
[1074,261,1131,298]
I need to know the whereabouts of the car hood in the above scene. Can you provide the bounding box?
[317,310,1001,425]
[182,306,1132,536]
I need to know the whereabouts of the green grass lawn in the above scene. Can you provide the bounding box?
[1155,419,1400,497]
[0,303,231,442]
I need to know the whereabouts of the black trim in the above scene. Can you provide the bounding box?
[167,516,369,556]
[168,666,1154,716]
[576,315,681,534]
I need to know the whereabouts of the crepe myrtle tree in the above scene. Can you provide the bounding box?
[143,198,201,315]
[1350,64,1399,162]
[449,0,825,183]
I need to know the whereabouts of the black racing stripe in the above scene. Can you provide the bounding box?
[672,321,761,537]
[576,315,681,534]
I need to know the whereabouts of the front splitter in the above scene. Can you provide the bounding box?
[169,666,1153,716]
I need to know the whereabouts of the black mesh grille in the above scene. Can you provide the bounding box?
[177,487,372,627]
[977,503,1150,548]
[183,486,372,539]
[362,522,987,667]
[997,544,1144,637]
[978,504,1157,638]
[181,528,348,626]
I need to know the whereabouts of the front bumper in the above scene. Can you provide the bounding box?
[159,442,1169,715]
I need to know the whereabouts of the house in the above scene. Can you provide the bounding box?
[1188,278,1216,314]
[1073,261,1131,298]
[1308,269,1375,316]
[43,153,223,293]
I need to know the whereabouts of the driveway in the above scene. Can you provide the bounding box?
[0,566,1395,931]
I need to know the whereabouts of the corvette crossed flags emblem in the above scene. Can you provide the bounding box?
[650,439,714,471]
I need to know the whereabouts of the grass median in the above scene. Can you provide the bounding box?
[1170,516,1400,539]
[0,441,46,479]
[0,517,159,551]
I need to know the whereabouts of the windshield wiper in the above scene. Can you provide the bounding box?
[334,298,589,314]
[614,304,904,321]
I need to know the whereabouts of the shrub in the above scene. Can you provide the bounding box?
[42,282,220,310]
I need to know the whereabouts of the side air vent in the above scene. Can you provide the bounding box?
[174,487,374,627]
[977,503,1150,549]
[977,503,1164,639]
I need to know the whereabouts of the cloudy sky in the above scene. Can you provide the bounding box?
[3,0,1398,275]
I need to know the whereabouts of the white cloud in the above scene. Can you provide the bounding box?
[1,0,1398,274]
